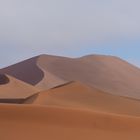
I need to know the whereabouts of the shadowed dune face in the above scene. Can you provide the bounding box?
[0,74,9,85]
[0,99,24,104]
[0,56,44,85]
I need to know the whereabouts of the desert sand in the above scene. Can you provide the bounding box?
[0,74,38,103]
[2,54,140,98]
[1,104,140,140]
[24,81,140,116]
[1,54,140,140]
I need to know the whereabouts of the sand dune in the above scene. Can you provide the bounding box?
[0,74,38,103]
[1,54,140,98]
[1,54,140,139]
[1,104,140,140]
[0,56,44,85]
[25,82,140,116]
[37,54,140,99]
[0,55,67,90]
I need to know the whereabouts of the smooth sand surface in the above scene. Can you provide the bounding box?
[1,104,140,140]
[25,82,140,116]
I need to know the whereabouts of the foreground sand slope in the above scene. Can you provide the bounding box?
[0,74,38,103]
[1,104,140,140]
[25,82,140,116]
[1,54,140,98]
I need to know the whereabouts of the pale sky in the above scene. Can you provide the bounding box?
[0,0,140,68]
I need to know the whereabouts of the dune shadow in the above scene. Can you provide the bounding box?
[51,81,74,89]
[0,94,39,104]
[0,56,44,85]
[0,98,24,104]
[23,94,39,104]
[0,74,10,85]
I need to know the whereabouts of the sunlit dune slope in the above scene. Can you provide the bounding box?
[37,54,140,99]
[24,82,140,116]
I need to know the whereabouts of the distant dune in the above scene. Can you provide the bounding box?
[1,54,140,98]
[1,54,140,139]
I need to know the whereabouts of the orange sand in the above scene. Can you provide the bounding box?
[1,104,140,140]
[0,54,140,140]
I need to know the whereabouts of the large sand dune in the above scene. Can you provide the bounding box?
[1,54,140,139]
[37,54,140,99]
[1,54,140,98]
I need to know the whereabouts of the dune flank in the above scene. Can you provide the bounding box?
[25,82,140,116]
[38,54,140,99]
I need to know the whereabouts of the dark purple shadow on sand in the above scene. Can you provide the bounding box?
[0,74,10,85]
[0,56,44,85]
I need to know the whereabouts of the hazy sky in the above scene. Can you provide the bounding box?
[0,0,140,68]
